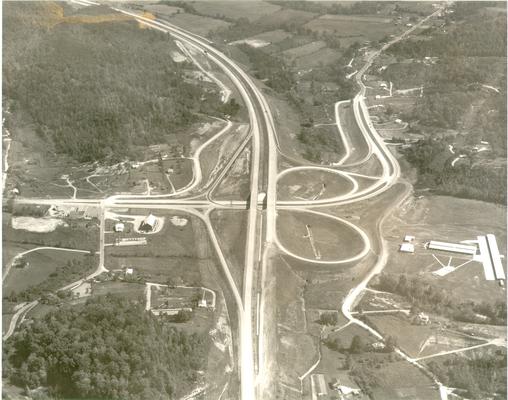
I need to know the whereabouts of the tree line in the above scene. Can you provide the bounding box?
[372,273,506,325]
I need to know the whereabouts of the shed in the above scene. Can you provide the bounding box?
[115,222,125,232]
[404,235,415,242]
[400,243,415,253]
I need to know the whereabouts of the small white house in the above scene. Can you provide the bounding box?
[125,268,134,275]
[416,312,430,324]
[198,299,207,308]
[115,222,125,233]
[400,243,415,253]
[404,235,415,242]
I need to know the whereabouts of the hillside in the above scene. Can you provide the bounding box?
[3,2,224,163]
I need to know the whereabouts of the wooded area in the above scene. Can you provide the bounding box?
[3,295,206,399]
[3,2,224,163]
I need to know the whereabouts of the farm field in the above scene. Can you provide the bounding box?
[166,12,231,36]
[304,14,399,46]
[142,3,182,17]
[259,8,317,27]
[276,210,366,262]
[193,1,281,22]
[282,40,326,59]
[293,47,342,69]
[233,29,291,46]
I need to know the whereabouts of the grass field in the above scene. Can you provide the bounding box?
[381,194,507,304]
[366,313,435,358]
[210,145,251,200]
[277,169,354,201]
[282,40,326,59]
[167,13,231,36]
[3,212,99,252]
[239,29,291,45]
[193,1,281,22]
[368,359,440,400]
[337,101,371,165]
[91,281,146,300]
[260,8,317,27]
[293,47,342,69]
[4,250,97,295]
[143,3,182,17]
[209,209,247,295]
[304,14,398,45]
[277,210,366,262]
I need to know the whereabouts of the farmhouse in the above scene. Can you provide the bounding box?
[114,222,125,232]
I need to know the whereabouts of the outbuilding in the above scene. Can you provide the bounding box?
[139,214,157,232]
[400,243,415,253]
[115,222,125,232]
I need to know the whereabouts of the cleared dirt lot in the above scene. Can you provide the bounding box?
[277,169,354,201]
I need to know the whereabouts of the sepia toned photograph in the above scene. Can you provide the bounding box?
[1,1,506,399]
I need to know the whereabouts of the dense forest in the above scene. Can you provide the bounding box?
[3,2,225,163]
[372,273,507,326]
[3,295,206,399]
[404,138,507,204]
